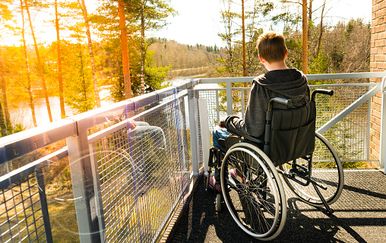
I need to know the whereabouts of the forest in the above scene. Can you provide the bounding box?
[0,0,370,135]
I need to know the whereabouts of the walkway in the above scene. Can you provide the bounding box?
[168,170,386,242]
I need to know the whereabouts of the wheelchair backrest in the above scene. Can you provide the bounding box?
[268,100,316,166]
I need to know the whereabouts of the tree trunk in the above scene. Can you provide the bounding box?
[241,0,247,77]
[315,0,326,57]
[55,0,66,118]
[118,0,132,99]
[0,51,11,132]
[0,102,6,136]
[140,0,146,94]
[308,0,312,25]
[20,0,37,127]
[0,75,11,132]
[24,0,53,122]
[302,0,308,73]
[79,45,88,104]
[78,0,101,107]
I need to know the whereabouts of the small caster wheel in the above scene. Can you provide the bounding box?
[215,194,222,212]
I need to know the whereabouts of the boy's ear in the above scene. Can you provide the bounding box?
[258,55,268,65]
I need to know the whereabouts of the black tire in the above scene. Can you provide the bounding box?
[215,193,222,212]
[204,171,210,191]
[220,143,287,241]
[280,132,344,206]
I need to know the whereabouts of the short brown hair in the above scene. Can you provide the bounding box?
[257,32,288,63]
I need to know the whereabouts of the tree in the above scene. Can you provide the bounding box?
[218,0,274,76]
[0,102,6,136]
[302,0,308,73]
[24,0,53,122]
[0,0,13,133]
[68,43,94,113]
[218,1,240,76]
[118,0,132,99]
[0,0,12,25]
[127,0,174,94]
[241,0,246,76]
[78,0,101,107]
[54,0,66,118]
[20,0,37,126]
[314,0,326,57]
[0,66,11,132]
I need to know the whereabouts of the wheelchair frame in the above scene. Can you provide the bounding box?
[205,89,344,241]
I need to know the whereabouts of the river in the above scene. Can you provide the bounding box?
[10,86,113,129]
[11,78,219,129]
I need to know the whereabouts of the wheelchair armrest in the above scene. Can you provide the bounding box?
[243,134,263,144]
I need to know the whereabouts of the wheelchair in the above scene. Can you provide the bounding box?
[205,89,344,241]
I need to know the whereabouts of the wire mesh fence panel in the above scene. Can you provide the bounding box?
[91,96,190,242]
[199,90,221,131]
[311,85,371,162]
[0,174,46,242]
[197,83,372,163]
[0,152,79,243]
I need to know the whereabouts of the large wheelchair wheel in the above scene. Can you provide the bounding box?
[280,132,344,206]
[220,143,287,241]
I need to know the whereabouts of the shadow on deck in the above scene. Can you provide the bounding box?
[168,170,386,242]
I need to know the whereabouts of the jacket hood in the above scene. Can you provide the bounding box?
[255,69,308,98]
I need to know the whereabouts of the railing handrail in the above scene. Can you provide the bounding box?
[0,80,195,164]
[193,82,378,91]
[198,71,386,83]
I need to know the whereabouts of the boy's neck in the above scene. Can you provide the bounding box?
[264,61,288,71]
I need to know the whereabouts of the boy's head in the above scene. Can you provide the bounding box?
[256,32,288,64]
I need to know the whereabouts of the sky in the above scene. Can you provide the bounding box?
[150,0,372,46]
[0,0,372,47]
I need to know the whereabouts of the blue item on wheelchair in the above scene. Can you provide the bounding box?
[213,128,230,149]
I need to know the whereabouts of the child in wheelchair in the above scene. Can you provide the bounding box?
[224,31,310,142]
[208,31,310,190]
[206,32,343,240]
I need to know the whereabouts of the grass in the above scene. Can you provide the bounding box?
[48,195,79,243]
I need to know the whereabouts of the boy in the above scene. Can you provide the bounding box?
[225,32,310,140]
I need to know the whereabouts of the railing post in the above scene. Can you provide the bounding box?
[198,99,210,176]
[216,90,220,123]
[88,144,106,242]
[380,77,386,174]
[67,130,101,243]
[226,81,232,115]
[188,89,200,176]
[35,167,53,243]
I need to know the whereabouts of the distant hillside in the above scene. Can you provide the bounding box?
[148,39,221,78]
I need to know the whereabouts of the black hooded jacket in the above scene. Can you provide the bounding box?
[226,68,310,139]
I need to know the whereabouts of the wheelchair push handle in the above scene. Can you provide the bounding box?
[268,97,291,111]
[311,89,334,101]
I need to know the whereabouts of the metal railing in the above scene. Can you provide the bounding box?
[196,73,386,165]
[0,81,198,243]
[0,72,385,242]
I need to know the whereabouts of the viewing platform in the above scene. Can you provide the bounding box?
[0,73,385,242]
